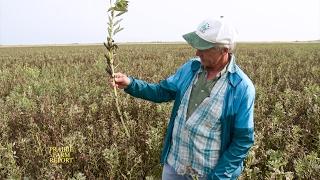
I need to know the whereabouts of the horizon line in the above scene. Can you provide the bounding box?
[1,40,320,48]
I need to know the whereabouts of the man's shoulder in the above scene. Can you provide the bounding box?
[189,56,201,62]
[177,57,201,72]
[187,57,201,66]
[232,65,255,93]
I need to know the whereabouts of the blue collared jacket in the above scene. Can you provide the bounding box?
[124,55,255,179]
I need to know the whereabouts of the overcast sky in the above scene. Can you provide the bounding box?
[0,0,319,45]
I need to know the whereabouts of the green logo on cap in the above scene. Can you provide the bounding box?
[199,22,210,33]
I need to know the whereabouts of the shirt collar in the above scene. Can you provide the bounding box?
[227,54,236,73]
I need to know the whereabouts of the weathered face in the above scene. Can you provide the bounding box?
[196,47,226,70]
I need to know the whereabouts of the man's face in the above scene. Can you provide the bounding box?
[196,47,225,70]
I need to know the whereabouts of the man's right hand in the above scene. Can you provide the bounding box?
[110,72,131,89]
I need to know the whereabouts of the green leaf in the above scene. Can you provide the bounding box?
[105,66,112,76]
[104,54,111,64]
[103,42,109,49]
[108,15,112,24]
[114,18,123,27]
[112,44,119,50]
[114,0,128,12]
[113,26,124,35]
[116,11,127,17]
[108,27,112,36]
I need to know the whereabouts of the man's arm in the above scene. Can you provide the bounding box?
[112,61,192,103]
[123,77,177,103]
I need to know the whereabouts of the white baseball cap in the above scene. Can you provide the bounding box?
[183,18,237,50]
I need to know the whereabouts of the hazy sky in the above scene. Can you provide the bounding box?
[0,0,319,45]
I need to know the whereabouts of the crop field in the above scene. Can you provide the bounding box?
[0,43,319,179]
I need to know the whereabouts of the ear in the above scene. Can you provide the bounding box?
[222,48,229,54]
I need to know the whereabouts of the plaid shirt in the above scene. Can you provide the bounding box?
[125,55,255,179]
[167,62,230,177]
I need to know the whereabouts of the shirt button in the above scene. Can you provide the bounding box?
[201,90,204,92]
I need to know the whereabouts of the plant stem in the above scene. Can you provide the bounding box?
[107,5,130,138]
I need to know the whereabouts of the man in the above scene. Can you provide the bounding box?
[111,18,255,180]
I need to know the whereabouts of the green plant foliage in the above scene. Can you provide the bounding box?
[0,142,22,179]
[294,152,320,179]
[0,43,319,179]
[105,0,130,138]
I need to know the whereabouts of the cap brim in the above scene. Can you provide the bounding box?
[182,31,214,50]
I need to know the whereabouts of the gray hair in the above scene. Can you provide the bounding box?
[214,43,236,53]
